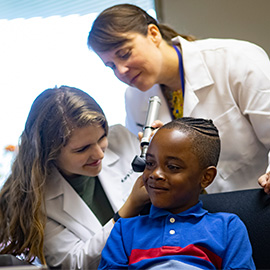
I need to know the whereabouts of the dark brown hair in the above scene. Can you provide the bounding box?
[88,4,195,52]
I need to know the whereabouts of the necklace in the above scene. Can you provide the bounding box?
[162,45,185,119]
[172,89,184,118]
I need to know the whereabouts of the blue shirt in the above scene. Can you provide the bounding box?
[98,201,255,269]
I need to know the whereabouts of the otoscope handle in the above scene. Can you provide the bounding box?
[140,95,161,153]
[132,96,161,172]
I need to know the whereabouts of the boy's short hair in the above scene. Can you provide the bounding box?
[160,117,221,169]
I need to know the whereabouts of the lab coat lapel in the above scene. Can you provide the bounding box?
[98,148,128,212]
[173,36,214,116]
[46,167,101,235]
[183,84,199,116]
[62,178,101,232]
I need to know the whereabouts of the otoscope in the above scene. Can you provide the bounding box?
[131,96,161,172]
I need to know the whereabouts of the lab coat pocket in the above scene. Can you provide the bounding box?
[214,106,259,180]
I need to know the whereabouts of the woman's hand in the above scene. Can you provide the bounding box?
[138,120,164,142]
[258,172,270,194]
[117,176,150,220]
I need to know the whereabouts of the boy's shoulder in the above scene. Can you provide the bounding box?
[203,210,246,232]
[205,209,242,220]
[117,214,150,226]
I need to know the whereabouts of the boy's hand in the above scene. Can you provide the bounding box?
[117,176,150,220]
[130,175,150,205]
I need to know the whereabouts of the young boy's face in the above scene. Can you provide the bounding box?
[143,128,204,214]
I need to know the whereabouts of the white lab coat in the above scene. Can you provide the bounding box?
[44,124,141,269]
[125,36,270,193]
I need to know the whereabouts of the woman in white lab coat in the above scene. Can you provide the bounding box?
[88,3,270,193]
[0,86,149,269]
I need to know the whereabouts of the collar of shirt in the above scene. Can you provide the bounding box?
[149,201,208,219]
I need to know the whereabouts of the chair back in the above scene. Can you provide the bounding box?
[200,188,270,270]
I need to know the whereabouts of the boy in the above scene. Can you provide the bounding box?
[98,117,255,269]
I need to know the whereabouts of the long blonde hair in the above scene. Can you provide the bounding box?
[0,86,108,264]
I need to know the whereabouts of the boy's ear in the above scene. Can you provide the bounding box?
[201,166,217,189]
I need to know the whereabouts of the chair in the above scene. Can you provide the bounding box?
[0,254,30,266]
[0,254,47,269]
[200,188,270,270]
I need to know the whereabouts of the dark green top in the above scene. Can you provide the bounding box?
[66,175,114,226]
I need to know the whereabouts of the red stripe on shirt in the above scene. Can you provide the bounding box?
[129,245,222,269]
